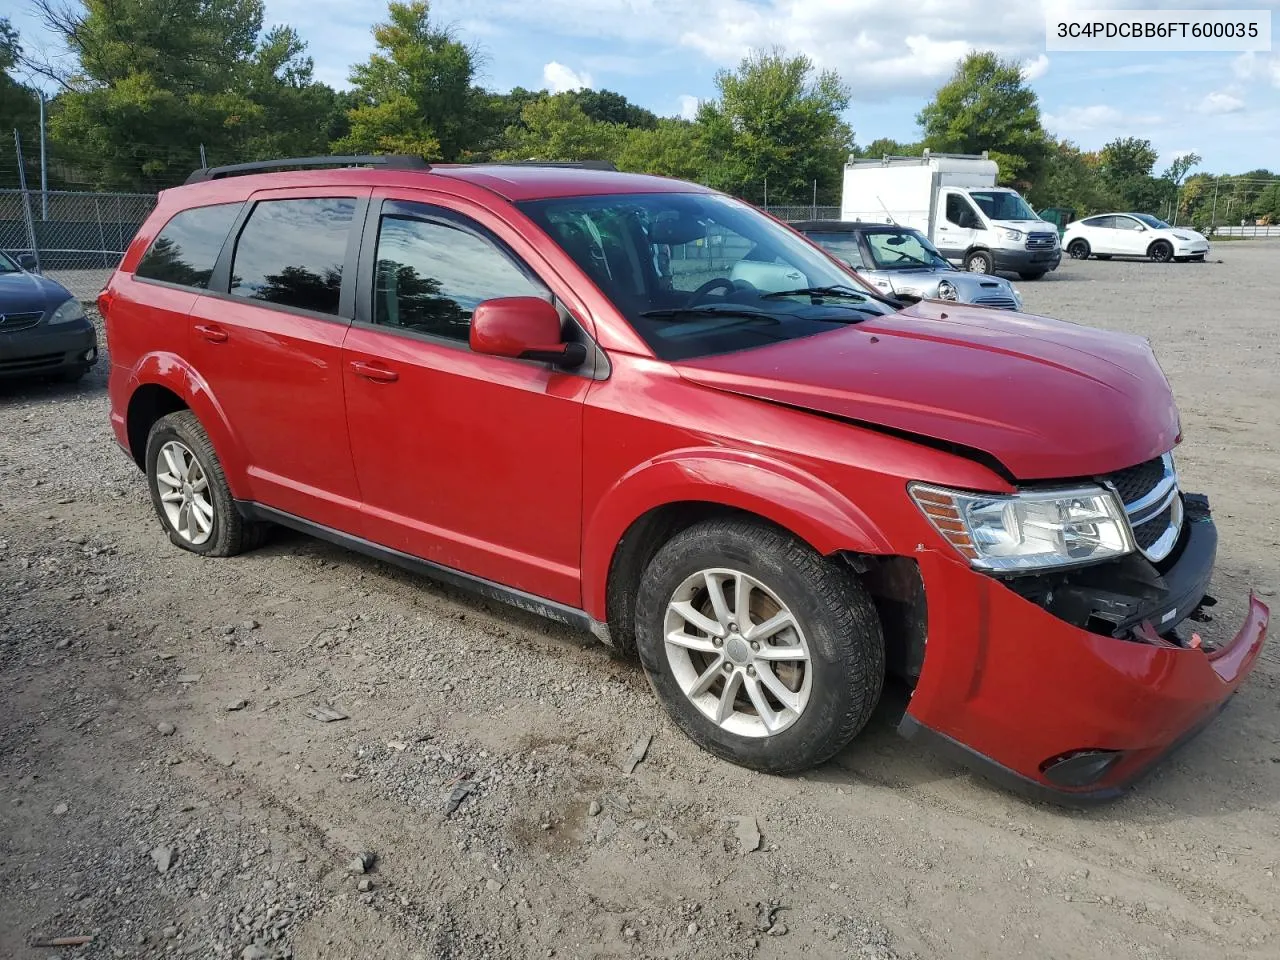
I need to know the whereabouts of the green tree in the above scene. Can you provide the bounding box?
[1027,138,1115,216]
[697,48,853,204]
[916,52,1051,186]
[569,89,658,129]
[0,18,41,184]
[616,119,706,179]
[1098,137,1165,212]
[855,137,921,159]
[32,0,342,188]
[337,1,478,160]
[494,93,624,163]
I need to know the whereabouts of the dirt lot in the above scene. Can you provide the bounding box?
[2,245,1278,960]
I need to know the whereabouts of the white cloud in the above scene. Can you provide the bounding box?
[1232,51,1280,88]
[542,61,593,93]
[1021,54,1049,81]
[1043,104,1125,131]
[1196,91,1245,115]
[677,94,700,120]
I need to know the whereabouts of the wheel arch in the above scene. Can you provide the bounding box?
[1147,237,1174,258]
[582,450,893,651]
[122,353,249,495]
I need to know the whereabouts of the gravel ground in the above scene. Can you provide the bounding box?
[2,244,1278,960]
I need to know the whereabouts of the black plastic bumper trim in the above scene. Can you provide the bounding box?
[897,700,1231,808]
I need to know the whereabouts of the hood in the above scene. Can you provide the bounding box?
[989,219,1054,230]
[675,300,1180,481]
[0,271,75,314]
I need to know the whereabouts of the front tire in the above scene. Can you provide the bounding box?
[963,250,993,274]
[145,410,264,557]
[1067,239,1090,260]
[634,518,884,774]
[1018,270,1046,281]
[1149,240,1173,263]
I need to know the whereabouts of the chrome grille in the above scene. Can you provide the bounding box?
[1103,452,1182,563]
[973,295,1017,309]
[0,311,43,332]
[1026,232,1057,250]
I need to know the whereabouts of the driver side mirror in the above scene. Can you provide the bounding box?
[18,253,38,272]
[470,296,587,368]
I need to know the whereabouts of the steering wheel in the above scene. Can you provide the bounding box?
[685,278,736,306]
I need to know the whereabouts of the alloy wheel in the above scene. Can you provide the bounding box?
[154,440,215,545]
[663,568,812,738]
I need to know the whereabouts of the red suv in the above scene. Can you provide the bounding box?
[101,156,1268,802]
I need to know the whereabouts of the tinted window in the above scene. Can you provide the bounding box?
[373,215,546,342]
[1134,213,1171,229]
[135,203,240,288]
[945,194,981,228]
[805,233,865,269]
[1082,216,1114,228]
[229,198,356,315]
[1113,217,1142,231]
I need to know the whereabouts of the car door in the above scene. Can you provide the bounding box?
[1111,215,1148,256]
[1082,216,1120,254]
[341,194,590,606]
[936,191,982,262]
[187,188,370,532]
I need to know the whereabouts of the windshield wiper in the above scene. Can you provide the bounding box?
[761,285,903,313]
[639,305,779,323]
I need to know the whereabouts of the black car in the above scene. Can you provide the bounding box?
[0,252,99,382]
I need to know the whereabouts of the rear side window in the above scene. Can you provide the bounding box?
[135,203,241,288]
[230,198,357,315]
[1083,216,1115,228]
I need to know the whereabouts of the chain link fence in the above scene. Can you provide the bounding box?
[1,189,158,300]
[762,204,841,222]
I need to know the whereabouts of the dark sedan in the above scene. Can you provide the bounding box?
[0,253,98,382]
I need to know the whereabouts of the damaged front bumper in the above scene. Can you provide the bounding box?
[900,493,1270,805]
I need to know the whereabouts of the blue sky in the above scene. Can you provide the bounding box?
[11,0,1280,173]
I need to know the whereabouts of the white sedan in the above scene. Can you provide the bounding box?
[1064,213,1209,263]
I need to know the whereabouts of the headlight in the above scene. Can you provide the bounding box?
[1004,229,1023,242]
[935,279,958,301]
[1172,232,1193,241]
[909,483,1134,572]
[1010,285,1023,309]
[49,299,87,325]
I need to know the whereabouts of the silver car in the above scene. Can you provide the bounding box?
[792,220,1024,310]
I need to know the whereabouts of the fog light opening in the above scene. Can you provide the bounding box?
[84,348,96,361]
[1040,749,1125,788]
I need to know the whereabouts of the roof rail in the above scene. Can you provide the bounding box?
[185,155,430,185]
[487,160,618,172]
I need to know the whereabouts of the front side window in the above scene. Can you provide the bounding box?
[1113,217,1143,232]
[969,190,1037,221]
[945,194,982,229]
[373,214,547,342]
[804,233,866,269]
[520,192,894,362]
[863,230,950,271]
[135,203,241,288]
[229,198,356,315]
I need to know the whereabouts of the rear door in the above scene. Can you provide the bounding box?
[341,192,591,605]
[187,187,370,531]
[1082,216,1118,253]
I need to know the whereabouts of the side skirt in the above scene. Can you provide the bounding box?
[237,501,600,635]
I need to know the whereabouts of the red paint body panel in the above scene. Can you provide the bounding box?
[103,164,1267,801]
[680,300,1181,480]
[905,547,1269,793]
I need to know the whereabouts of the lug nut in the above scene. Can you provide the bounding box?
[747,665,756,676]
[750,641,760,651]
[722,663,733,674]
[712,637,723,648]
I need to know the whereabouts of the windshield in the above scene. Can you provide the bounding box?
[1134,213,1171,229]
[519,192,895,361]
[0,251,19,273]
[969,190,1037,222]
[861,229,950,270]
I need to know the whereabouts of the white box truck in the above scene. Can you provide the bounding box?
[840,151,1061,279]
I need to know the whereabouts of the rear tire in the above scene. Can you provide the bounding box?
[1067,239,1090,260]
[56,366,88,384]
[145,410,265,557]
[1018,271,1046,280]
[962,250,993,274]
[634,517,884,774]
